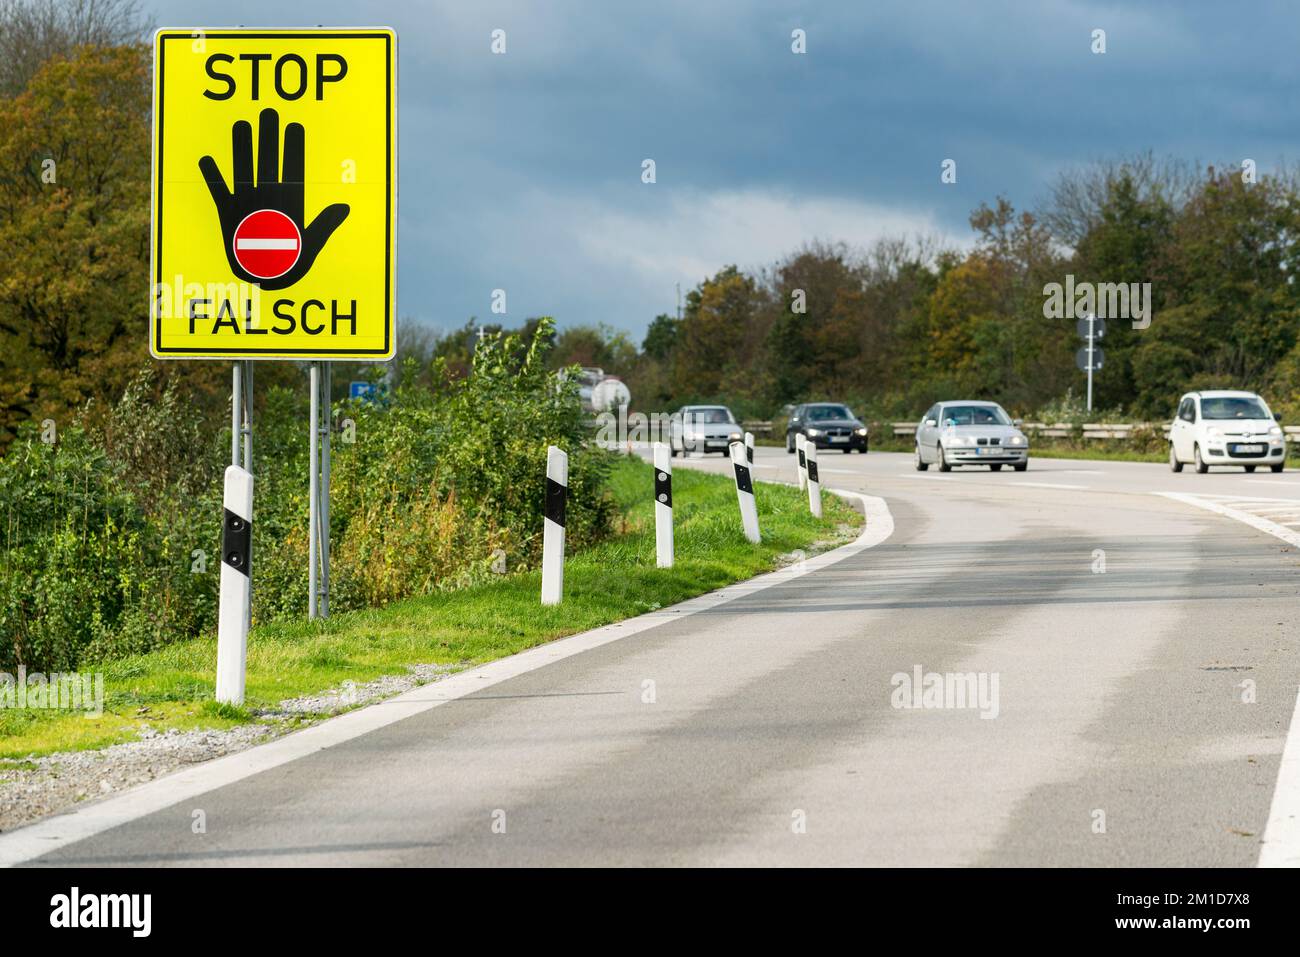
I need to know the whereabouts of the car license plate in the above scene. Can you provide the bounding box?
[1234,443,1264,454]
[830,435,849,443]
[977,447,998,455]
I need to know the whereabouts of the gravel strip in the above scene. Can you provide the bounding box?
[0,663,459,834]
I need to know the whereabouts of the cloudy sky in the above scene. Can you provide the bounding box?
[152,0,1300,341]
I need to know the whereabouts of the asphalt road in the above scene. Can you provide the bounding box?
[12,449,1300,866]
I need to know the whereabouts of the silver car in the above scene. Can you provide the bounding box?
[670,405,744,456]
[914,401,1029,472]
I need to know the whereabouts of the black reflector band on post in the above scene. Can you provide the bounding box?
[798,448,806,467]
[655,468,672,508]
[223,507,251,577]
[733,462,753,495]
[545,477,567,527]
[806,460,819,483]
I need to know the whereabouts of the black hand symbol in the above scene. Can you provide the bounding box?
[198,108,349,291]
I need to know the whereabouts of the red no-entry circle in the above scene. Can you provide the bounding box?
[232,209,302,280]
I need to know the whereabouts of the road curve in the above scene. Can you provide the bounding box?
[11,449,1300,866]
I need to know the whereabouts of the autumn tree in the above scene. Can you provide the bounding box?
[0,43,152,440]
[672,265,769,403]
[763,242,861,404]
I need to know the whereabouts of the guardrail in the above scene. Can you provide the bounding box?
[742,420,773,436]
[888,421,1300,442]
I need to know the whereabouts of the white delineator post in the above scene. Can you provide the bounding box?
[216,465,253,705]
[806,441,823,518]
[730,441,761,543]
[796,432,808,491]
[744,431,755,464]
[653,442,673,568]
[541,446,567,605]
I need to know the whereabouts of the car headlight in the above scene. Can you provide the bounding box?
[806,428,821,437]
[855,427,868,436]
[1208,427,1223,438]
[1271,426,1283,436]
[1007,434,1026,446]
[729,432,742,441]
[947,435,970,446]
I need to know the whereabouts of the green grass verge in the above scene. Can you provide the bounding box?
[0,456,861,759]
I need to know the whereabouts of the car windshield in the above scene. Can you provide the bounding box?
[1201,396,1270,420]
[689,408,735,425]
[943,405,1010,426]
[806,405,853,421]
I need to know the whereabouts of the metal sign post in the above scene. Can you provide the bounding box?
[241,360,253,472]
[231,363,241,466]
[320,362,331,617]
[307,362,333,619]
[1087,315,1094,413]
[1076,314,1105,412]
[308,363,319,618]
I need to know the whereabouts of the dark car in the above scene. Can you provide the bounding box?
[786,403,869,453]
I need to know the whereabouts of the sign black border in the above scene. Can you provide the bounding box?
[152,30,394,358]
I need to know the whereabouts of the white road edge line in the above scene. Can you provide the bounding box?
[0,487,894,868]
[1157,491,1300,867]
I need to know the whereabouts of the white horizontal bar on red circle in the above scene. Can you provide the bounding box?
[235,238,299,250]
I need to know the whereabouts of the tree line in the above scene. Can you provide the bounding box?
[544,156,1300,426]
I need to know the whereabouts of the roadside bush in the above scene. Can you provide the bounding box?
[0,317,615,670]
[324,318,614,611]
[429,320,614,556]
[0,422,215,671]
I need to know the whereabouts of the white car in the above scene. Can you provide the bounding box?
[914,400,1029,472]
[1169,390,1286,473]
[669,405,743,456]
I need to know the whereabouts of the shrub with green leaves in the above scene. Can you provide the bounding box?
[0,421,216,671]
[0,317,614,670]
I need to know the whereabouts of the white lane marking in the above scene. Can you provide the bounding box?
[1009,481,1089,490]
[1156,491,1300,867]
[1186,494,1300,505]
[1157,493,1300,550]
[1263,690,1300,867]
[0,488,894,867]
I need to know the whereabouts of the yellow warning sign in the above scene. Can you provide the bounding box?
[150,28,396,359]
